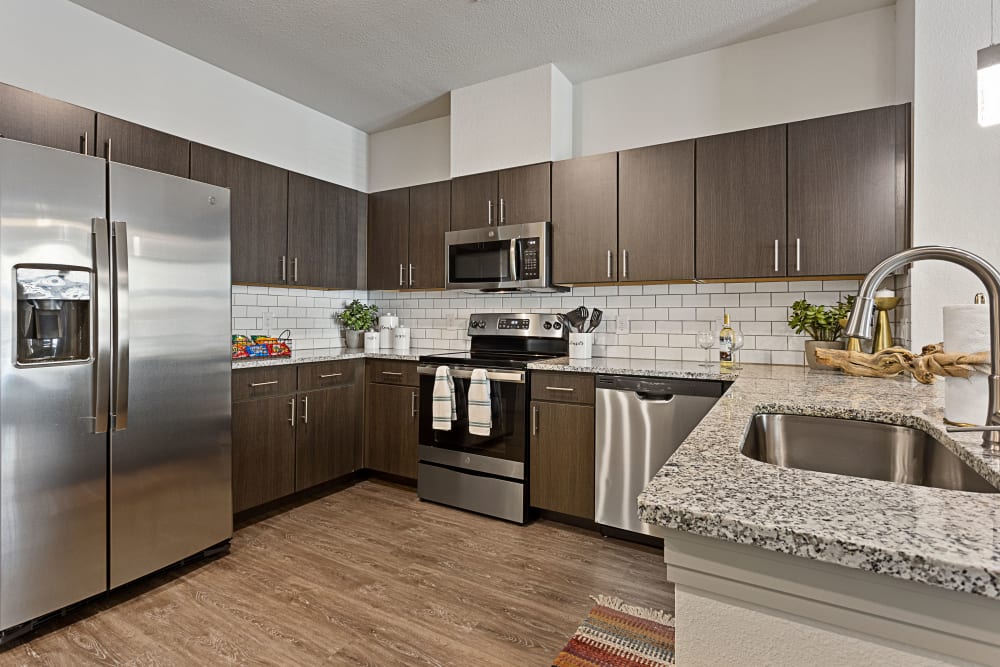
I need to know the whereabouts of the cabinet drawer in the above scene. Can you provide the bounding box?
[298,359,362,391]
[530,372,595,405]
[367,359,418,387]
[232,365,297,401]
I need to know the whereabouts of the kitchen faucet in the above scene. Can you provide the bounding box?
[844,246,1000,451]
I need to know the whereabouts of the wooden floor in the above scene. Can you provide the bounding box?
[0,480,673,666]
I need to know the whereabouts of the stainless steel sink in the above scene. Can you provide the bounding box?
[741,414,998,493]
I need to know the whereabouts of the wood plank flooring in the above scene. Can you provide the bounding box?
[0,480,673,666]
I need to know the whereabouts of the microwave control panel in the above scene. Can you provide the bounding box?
[520,237,540,280]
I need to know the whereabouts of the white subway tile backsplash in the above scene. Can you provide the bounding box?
[230,276,909,365]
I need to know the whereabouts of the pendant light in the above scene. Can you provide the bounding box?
[979,0,1000,126]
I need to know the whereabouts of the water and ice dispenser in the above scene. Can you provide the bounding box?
[16,267,91,364]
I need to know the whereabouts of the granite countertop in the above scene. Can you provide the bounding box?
[527,356,739,381]
[232,347,438,368]
[633,364,1000,599]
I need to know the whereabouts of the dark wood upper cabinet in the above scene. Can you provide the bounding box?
[529,400,595,520]
[498,162,551,225]
[287,172,358,289]
[450,171,498,231]
[190,144,288,284]
[0,82,94,155]
[408,181,450,289]
[619,141,694,282]
[696,125,787,280]
[96,114,189,178]
[551,152,618,284]
[788,106,907,276]
[368,188,410,290]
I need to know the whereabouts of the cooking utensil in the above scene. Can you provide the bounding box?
[586,309,603,333]
[563,307,589,333]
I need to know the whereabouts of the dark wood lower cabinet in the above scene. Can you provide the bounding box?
[295,384,363,490]
[232,394,296,513]
[364,381,419,479]
[529,400,595,520]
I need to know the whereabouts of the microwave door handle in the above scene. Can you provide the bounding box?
[509,237,520,282]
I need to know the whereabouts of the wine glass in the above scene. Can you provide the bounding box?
[732,330,745,371]
[696,330,715,367]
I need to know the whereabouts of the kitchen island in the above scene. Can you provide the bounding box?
[617,363,1000,666]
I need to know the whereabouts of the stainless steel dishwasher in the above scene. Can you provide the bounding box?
[595,375,726,535]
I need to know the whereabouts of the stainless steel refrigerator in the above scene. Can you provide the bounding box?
[0,138,233,636]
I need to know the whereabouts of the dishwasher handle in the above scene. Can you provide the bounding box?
[635,392,675,403]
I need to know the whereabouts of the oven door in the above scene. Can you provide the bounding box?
[417,366,526,479]
[445,221,552,291]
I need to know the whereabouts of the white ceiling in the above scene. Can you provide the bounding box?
[68,0,895,133]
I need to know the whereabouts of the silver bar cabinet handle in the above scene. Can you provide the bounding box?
[410,392,418,418]
[249,380,279,388]
[92,218,111,434]
[545,386,575,393]
[622,249,629,280]
[280,255,287,282]
[382,371,402,377]
[409,263,414,286]
[488,199,493,226]
[607,250,613,279]
[499,197,505,225]
[288,397,295,425]
[112,221,130,431]
[106,137,112,162]
[82,131,88,155]
[318,373,343,379]
[292,257,298,282]
[796,238,801,272]
[399,263,404,286]
[532,405,539,435]
[773,239,780,273]
[301,396,309,424]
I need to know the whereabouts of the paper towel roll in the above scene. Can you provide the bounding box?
[943,303,990,425]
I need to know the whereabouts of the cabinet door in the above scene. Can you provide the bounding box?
[619,141,695,282]
[295,383,362,490]
[696,125,786,279]
[450,171,498,231]
[232,395,296,513]
[190,144,288,284]
[498,162,551,226]
[367,188,409,290]
[364,382,418,479]
[529,401,595,519]
[96,114,190,178]
[408,181,450,289]
[788,106,904,276]
[287,172,359,289]
[551,153,618,284]
[0,82,94,154]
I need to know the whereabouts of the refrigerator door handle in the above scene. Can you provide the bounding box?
[112,220,130,431]
[93,218,111,433]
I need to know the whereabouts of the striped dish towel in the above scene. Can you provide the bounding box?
[468,368,492,436]
[432,366,456,431]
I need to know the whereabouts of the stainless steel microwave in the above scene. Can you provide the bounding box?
[444,221,566,292]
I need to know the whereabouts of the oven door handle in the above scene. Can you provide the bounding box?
[417,365,525,384]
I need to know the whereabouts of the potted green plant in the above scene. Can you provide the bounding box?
[338,299,379,349]
[788,296,855,370]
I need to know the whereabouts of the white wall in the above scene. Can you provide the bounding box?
[0,0,368,191]
[573,7,898,156]
[910,0,1000,347]
[450,64,573,177]
[368,117,450,192]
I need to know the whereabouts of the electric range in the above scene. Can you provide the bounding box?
[416,313,569,523]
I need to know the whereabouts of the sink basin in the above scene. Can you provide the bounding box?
[741,414,998,493]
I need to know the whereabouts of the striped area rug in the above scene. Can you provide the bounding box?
[552,596,675,667]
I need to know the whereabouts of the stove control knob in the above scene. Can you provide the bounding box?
[553,321,562,331]
[477,320,486,329]
[470,321,479,329]
[543,322,552,330]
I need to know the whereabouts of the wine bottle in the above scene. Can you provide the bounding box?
[719,313,734,369]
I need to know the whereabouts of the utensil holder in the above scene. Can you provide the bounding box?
[568,332,593,360]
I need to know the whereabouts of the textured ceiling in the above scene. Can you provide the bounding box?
[68,0,895,132]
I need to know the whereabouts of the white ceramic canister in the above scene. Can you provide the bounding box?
[379,313,398,349]
[393,326,411,353]
[364,331,381,353]
[568,332,593,360]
